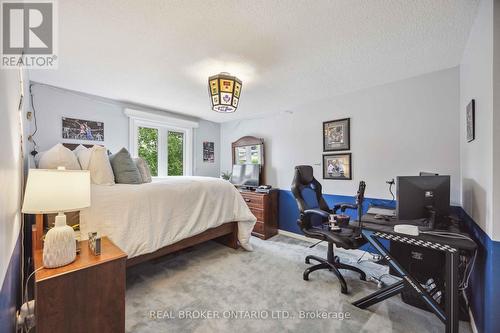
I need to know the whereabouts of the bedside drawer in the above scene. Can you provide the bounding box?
[249,207,264,221]
[252,221,265,235]
[241,194,264,208]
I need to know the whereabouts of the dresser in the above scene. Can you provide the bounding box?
[240,190,279,239]
[34,237,127,333]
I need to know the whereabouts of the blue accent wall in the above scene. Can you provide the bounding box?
[0,233,21,333]
[278,189,394,252]
[278,189,500,333]
[457,209,500,333]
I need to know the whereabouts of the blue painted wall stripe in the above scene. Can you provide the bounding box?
[0,232,21,333]
[278,189,394,253]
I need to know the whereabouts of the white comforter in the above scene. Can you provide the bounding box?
[79,177,257,258]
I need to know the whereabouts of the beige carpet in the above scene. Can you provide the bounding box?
[125,235,472,333]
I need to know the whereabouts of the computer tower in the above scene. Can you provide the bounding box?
[390,240,445,307]
[390,241,470,321]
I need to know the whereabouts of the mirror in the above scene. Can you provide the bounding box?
[232,136,265,184]
[234,145,263,165]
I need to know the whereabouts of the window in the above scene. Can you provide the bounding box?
[137,127,158,176]
[127,109,194,177]
[167,131,184,176]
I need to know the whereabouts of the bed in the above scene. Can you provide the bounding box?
[32,144,257,267]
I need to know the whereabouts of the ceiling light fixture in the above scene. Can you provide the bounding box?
[208,72,242,113]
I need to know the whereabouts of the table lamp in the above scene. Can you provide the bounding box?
[22,168,91,268]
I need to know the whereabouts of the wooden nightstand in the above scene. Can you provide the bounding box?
[34,237,127,333]
[240,189,279,239]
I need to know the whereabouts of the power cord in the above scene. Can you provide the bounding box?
[421,230,474,241]
[18,267,44,332]
[386,179,395,202]
[28,84,38,156]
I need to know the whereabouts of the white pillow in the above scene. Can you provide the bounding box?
[38,143,81,170]
[75,146,92,170]
[72,144,87,157]
[87,146,115,185]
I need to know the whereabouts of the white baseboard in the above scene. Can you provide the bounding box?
[277,229,319,244]
[277,229,369,257]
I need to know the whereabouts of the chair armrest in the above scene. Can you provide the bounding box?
[333,203,358,213]
[303,209,331,219]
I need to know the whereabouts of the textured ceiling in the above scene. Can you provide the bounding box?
[30,0,479,122]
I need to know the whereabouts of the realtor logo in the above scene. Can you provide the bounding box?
[1,0,57,68]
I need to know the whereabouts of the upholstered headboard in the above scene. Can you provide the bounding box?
[62,143,95,150]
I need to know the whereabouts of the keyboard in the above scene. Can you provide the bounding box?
[367,206,396,217]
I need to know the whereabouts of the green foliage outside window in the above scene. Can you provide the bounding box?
[138,127,158,176]
[168,132,184,176]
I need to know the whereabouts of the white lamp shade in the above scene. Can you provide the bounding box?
[22,169,91,214]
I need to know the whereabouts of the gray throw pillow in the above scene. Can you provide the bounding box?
[133,157,152,183]
[109,148,143,184]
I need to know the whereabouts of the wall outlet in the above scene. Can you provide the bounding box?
[26,111,32,120]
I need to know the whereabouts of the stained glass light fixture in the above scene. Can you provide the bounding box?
[208,72,242,113]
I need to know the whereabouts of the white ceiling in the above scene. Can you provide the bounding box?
[30,0,479,123]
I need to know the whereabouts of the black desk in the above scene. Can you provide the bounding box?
[351,214,476,333]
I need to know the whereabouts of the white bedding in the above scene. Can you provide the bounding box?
[79,177,257,258]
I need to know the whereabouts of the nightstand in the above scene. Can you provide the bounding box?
[240,189,279,239]
[34,237,127,333]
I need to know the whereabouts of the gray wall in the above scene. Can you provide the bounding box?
[221,67,461,203]
[28,84,220,177]
[460,0,499,241]
[0,68,26,298]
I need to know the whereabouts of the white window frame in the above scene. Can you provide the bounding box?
[125,109,197,177]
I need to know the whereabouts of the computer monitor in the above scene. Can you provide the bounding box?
[230,164,260,188]
[396,175,450,220]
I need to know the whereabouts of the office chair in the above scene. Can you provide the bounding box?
[291,165,367,294]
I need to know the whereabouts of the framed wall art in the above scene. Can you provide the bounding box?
[466,100,475,142]
[323,153,352,180]
[62,117,104,142]
[323,118,350,151]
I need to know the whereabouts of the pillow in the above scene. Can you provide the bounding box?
[72,144,87,156]
[74,146,92,170]
[38,143,81,170]
[109,148,142,184]
[87,146,115,185]
[134,158,152,183]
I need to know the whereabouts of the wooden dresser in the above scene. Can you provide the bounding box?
[240,190,279,239]
[34,237,127,333]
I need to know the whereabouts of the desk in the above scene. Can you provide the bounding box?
[352,215,476,333]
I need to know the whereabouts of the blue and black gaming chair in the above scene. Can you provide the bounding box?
[291,165,367,294]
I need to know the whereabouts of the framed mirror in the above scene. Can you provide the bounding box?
[232,136,265,184]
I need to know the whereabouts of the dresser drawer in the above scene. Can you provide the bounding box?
[241,193,264,208]
[249,207,264,221]
[252,221,265,235]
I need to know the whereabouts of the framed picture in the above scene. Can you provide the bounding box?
[62,117,104,142]
[323,153,352,180]
[323,118,350,151]
[203,141,215,163]
[466,100,475,142]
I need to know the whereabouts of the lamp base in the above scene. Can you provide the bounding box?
[43,212,76,268]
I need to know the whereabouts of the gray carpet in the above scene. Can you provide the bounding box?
[126,235,472,333]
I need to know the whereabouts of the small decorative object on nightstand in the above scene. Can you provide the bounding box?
[240,189,279,239]
[22,168,91,268]
[34,237,127,333]
[88,232,102,255]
